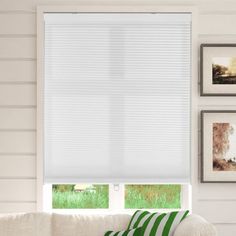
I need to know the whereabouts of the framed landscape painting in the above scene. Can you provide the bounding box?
[200,44,236,96]
[201,111,236,182]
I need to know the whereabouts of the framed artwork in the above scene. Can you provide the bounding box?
[200,44,236,96]
[201,110,236,182]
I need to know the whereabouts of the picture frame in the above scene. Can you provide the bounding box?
[200,44,236,96]
[201,110,236,183]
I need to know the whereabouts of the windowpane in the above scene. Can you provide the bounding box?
[52,184,109,209]
[125,185,181,209]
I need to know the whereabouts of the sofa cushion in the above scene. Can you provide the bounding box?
[52,213,131,236]
[173,214,217,236]
[104,227,142,236]
[0,213,51,236]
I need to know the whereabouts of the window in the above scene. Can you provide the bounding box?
[52,184,109,209]
[125,185,181,209]
[39,11,192,211]
[48,184,188,211]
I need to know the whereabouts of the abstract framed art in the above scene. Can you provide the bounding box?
[200,44,236,96]
[201,110,236,182]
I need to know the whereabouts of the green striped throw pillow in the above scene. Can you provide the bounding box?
[128,210,189,236]
[104,227,142,236]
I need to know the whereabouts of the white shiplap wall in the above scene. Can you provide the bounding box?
[197,4,236,235]
[0,0,236,235]
[0,0,37,212]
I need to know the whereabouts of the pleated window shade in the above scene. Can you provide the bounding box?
[44,13,191,183]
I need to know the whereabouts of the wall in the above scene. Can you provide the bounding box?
[0,0,236,235]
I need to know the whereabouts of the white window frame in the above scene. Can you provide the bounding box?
[43,183,191,213]
[37,5,198,212]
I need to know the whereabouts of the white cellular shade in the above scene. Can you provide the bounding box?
[44,13,191,183]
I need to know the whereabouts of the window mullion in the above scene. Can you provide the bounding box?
[181,184,191,211]
[109,184,124,210]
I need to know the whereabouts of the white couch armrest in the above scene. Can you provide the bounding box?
[174,214,217,236]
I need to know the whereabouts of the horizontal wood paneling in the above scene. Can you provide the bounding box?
[1,0,236,12]
[2,0,199,11]
[0,179,36,201]
[0,131,35,154]
[198,96,236,106]
[197,183,236,200]
[0,61,35,82]
[199,34,236,44]
[0,13,35,35]
[199,14,236,35]
[196,5,236,235]
[0,38,35,58]
[0,155,35,178]
[0,84,35,106]
[0,203,36,213]
[195,201,236,224]
[0,0,36,11]
[0,108,35,129]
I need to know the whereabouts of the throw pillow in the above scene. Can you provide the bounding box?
[128,210,189,236]
[104,227,142,236]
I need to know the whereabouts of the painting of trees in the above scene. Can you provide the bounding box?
[213,123,233,159]
[212,64,228,79]
[202,112,236,180]
[212,58,236,84]
[213,123,235,171]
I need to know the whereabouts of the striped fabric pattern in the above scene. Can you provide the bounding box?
[104,227,142,236]
[128,210,160,229]
[128,210,189,236]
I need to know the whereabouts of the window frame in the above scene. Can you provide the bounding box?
[43,184,191,213]
[37,5,198,212]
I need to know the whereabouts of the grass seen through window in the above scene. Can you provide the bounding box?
[52,184,181,209]
[52,184,109,209]
[125,185,181,209]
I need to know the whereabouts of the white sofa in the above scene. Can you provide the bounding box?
[0,212,217,236]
